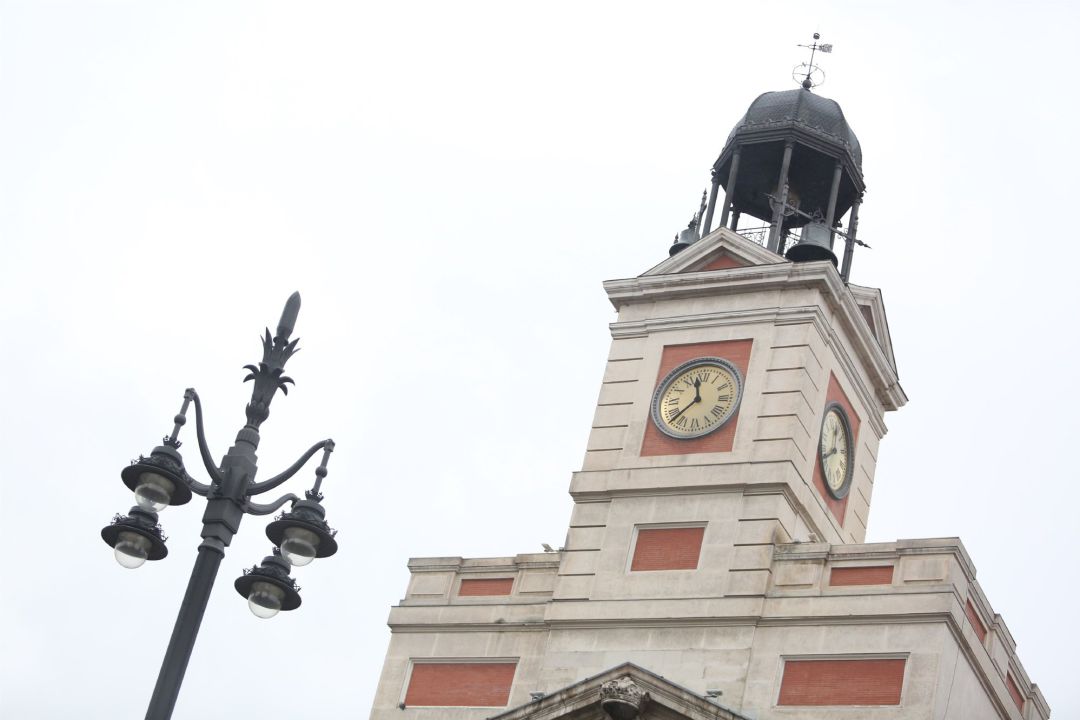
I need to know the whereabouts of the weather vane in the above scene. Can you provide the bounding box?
[793,32,832,90]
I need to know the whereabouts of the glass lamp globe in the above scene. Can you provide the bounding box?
[133,472,175,513]
[279,527,320,567]
[114,531,152,569]
[247,581,285,619]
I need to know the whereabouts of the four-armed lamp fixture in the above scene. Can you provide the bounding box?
[100,292,340,720]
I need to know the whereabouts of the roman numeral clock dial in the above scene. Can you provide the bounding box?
[650,357,744,439]
[819,403,854,499]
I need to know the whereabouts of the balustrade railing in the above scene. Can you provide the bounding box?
[734,225,803,255]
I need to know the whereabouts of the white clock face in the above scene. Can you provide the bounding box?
[819,404,853,498]
[650,357,743,439]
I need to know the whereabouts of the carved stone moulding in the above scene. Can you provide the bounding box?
[599,676,649,720]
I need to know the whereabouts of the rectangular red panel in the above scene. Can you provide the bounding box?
[640,339,753,457]
[1006,673,1024,710]
[811,373,862,526]
[458,578,514,596]
[965,599,987,643]
[778,658,905,706]
[404,662,516,707]
[829,566,894,586]
[630,526,705,571]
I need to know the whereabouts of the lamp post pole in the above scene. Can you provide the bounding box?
[101,292,340,720]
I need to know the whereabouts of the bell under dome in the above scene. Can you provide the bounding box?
[671,37,871,281]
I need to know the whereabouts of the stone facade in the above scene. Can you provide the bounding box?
[369,230,1051,720]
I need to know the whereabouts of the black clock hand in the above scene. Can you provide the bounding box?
[667,394,701,422]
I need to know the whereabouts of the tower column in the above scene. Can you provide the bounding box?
[841,192,863,282]
[719,148,742,229]
[767,141,794,253]
[824,159,843,227]
[824,158,844,254]
[701,168,722,236]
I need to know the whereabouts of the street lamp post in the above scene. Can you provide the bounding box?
[100,292,340,720]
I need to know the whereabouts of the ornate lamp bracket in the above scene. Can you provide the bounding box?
[247,438,334,497]
[183,388,225,487]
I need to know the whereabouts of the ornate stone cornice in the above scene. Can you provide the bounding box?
[406,555,561,574]
[604,249,908,421]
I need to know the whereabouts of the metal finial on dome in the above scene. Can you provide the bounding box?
[793,32,832,91]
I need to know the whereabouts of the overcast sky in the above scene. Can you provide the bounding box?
[1,1,1077,717]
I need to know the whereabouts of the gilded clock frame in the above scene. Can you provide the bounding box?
[649,356,744,440]
[819,401,855,500]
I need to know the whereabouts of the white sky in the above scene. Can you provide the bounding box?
[1,1,1077,717]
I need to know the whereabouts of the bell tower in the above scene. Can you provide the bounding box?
[675,36,866,280]
[567,79,900,569]
[369,39,1049,720]
[548,48,908,611]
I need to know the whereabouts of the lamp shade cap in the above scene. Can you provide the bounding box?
[234,569,302,611]
[101,518,168,561]
[120,446,192,506]
[266,516,338,559]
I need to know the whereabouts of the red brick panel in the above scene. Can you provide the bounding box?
[630,526,705,571]
[641,339,754,457]
[458,578,514,597]
[811,373,861,526]
[701,253,747,271]
[778,658,905,706]
[1006,673,1024,710]
[404,662,516,707]
[965,599,987,644]
[828,565,894,586]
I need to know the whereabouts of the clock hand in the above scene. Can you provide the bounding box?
[667,377,704,423]
[667,394,701,422]
[822,447,837,460]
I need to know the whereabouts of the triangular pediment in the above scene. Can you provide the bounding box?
[489,663,749,720]
[641,227,786,277]
[848,283,898,372]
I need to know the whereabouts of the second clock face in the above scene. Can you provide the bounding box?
[819,404,854,499]
[651,357,743,439]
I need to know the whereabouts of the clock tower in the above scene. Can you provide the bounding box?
[369,79,1050,720]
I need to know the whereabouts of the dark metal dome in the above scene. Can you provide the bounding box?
[724,88,861,168]
[709,88,866,230]
[693,75,871,281]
